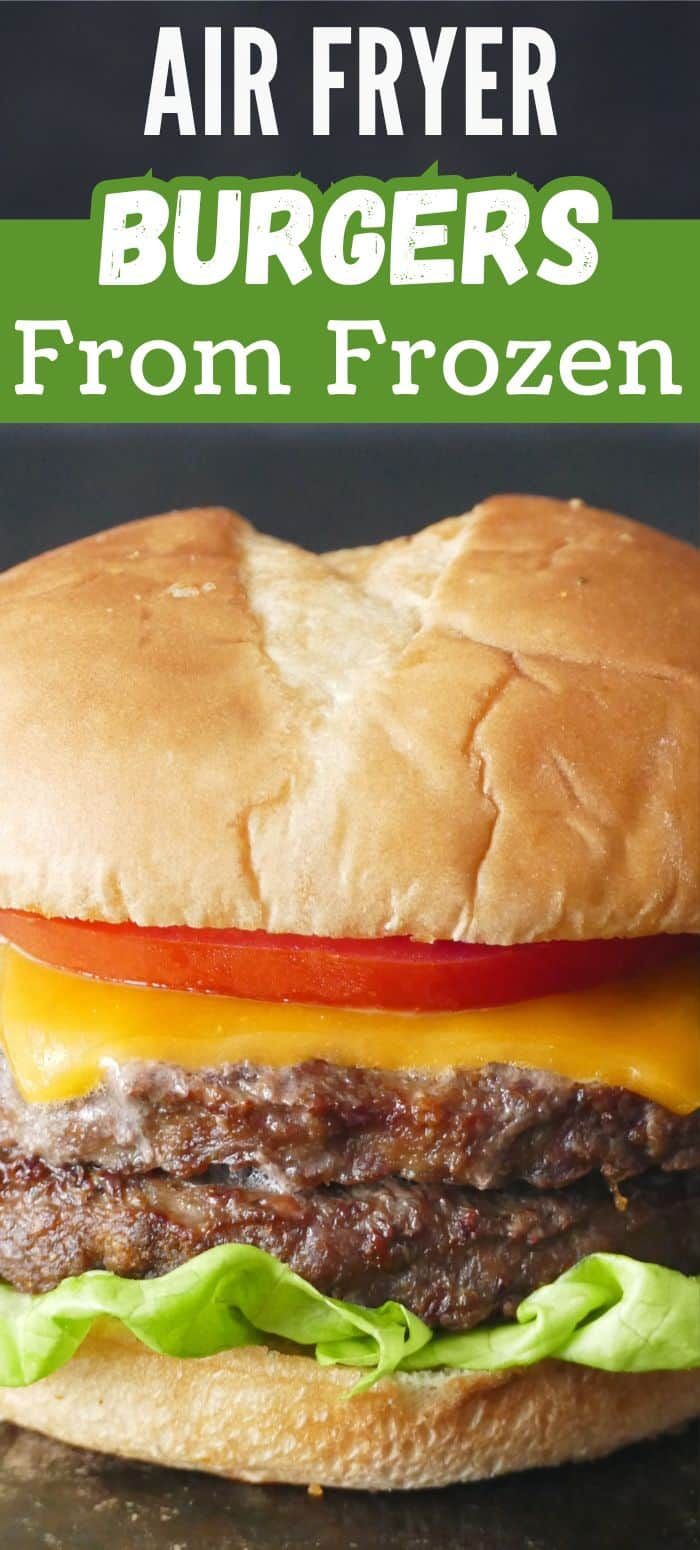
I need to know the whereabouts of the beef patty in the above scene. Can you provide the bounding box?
[1,1154,698,1328]
[1,1054,697,1190]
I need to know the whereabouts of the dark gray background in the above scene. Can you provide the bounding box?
[1,0,697,562]
[1,1,698,218]
[0,424,696,569]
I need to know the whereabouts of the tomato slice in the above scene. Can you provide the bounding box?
[0,911,692,1011]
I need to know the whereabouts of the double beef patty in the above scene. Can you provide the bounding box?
[0,1052,698,1327]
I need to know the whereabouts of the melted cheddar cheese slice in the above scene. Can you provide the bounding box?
[0,943,697,1113]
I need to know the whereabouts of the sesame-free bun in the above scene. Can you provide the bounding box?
[0,496,697,942]
[0,1333,698,1488]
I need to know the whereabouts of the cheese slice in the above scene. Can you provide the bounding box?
[0,943,697,1112]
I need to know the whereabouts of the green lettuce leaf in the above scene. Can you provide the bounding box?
[0,1248,697,1394]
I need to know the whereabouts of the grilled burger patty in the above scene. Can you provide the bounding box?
[0,1155,698,1328]
[3,1053,697,1328]
[1,1054,697,1189]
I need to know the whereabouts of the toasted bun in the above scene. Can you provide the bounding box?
[0,496,697,942]
[0,1334,698,1488]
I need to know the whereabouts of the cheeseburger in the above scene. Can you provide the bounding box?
[0,495,697,1490]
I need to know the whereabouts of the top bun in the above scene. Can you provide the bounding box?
[0,496,697,944]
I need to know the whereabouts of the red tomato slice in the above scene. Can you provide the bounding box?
[0,911,692,1011]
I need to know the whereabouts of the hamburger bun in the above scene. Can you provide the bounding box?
[1,1332,699,1489]
[0,495,697,944]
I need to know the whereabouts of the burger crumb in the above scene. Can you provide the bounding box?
[307,1482,324,1498]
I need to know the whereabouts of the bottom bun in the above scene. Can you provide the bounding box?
[1,1331,698,1490]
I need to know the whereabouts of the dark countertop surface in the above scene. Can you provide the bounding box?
[1,1421,698,1550]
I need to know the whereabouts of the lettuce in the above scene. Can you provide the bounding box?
[0,1248,697,1394]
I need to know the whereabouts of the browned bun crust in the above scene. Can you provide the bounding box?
[0,1333,698,1488]
[0,496,697,942]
